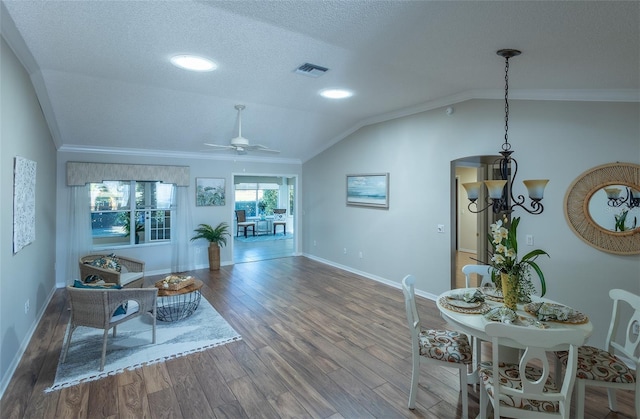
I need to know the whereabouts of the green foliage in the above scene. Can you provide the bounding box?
[614,209,637,231]
[196,183,225,206]
[118,212,144,236]
[261,190,279,214]
[488,216,550,297]
[190,222,230,247]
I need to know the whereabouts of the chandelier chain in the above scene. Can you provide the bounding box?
[503,56,511,152]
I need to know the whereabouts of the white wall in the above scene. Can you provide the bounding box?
[0,37,57,394]
[55,152,302,286]
[302,99,640,348]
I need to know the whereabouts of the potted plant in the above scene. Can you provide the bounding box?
[487,216,549,310]
[190,222,230,270]
[258,200,267,220]
[119,212,144,244]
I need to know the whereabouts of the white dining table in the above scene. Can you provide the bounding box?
[437,288,593,349]
[436,287,594,386]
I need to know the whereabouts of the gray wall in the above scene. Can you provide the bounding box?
[2,29,639,399]
[55,152,302,285]
[302,98,640,349]
[1,37,57,392]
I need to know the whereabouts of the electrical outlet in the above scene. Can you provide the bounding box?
[437,224,445,233]
[343,248,347,254]
[313,240,317,246]
[526,235,534,246]
[24,299,30,314]
[359,251,363,258]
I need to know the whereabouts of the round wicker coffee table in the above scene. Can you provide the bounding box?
[155,279,203,322]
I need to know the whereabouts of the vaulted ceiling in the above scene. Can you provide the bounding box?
[2,1,638,163]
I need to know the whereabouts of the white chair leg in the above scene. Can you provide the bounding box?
[472,336,481,392]
[459,365,468,419]
[575,379,586,418]
[479,379,488,419]
[408,355,418,409]
[607,388,618,411]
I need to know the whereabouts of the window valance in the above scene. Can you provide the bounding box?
[66,162,190,186]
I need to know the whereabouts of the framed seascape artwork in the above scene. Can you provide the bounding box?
[196,177,226,206]
[346,173,389,208]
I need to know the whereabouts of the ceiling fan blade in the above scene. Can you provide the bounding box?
[212,105,281,154]
[204,143,236,150]
[246,144,281,153]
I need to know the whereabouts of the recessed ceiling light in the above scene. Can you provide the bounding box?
[320,88,353,99]
[170,55,217,72]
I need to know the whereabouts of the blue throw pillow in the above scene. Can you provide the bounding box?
[73,280,127,316]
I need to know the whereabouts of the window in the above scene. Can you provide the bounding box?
[234,183,279,216]
[90,181,174,246]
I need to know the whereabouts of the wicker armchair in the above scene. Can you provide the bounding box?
[62,286,157,371]
[79,254,145,288]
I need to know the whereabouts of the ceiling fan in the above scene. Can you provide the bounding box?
[204,104,280,154]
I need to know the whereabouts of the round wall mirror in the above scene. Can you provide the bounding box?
[564,162,640,254]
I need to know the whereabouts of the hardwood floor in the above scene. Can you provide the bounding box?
[233,234,295,263]
[1,257,636,418]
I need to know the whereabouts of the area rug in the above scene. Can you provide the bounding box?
[235,233,293,243]
[46,298,241,392]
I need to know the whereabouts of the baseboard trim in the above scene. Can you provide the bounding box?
[0,284,57,399]
[301,253,438,301]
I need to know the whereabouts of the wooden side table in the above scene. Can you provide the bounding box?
[155,279,203,322]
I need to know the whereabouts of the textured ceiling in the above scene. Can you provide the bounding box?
[2,1,638,163]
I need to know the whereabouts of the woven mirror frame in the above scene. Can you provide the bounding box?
[564,162,640,255]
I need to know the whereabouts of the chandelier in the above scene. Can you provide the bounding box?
[462,49,548,215]
[604,186,640,209]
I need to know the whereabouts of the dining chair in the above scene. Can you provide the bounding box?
[462,264,495,387]
[62,285,158,371]
[479,322,584,419]
[273,208,287,235]
[401,274,472,418]
[462,264,495,288]
[555,288,639,418]
[235,210,256,237]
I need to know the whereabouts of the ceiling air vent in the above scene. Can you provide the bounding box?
[294,62,329,78]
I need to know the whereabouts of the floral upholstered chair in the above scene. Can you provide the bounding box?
[556,289,639,418]
[479,322,584,419]
[402,274,472,418]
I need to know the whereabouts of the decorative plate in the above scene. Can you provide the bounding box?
[523,302,589,324]
[516,316,549,329]
[482,288,503,302]
[439,297,491,314]
[446,298,482,309]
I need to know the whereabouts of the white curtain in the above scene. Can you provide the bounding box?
[172,186,194,272]
[66,185,92,285]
